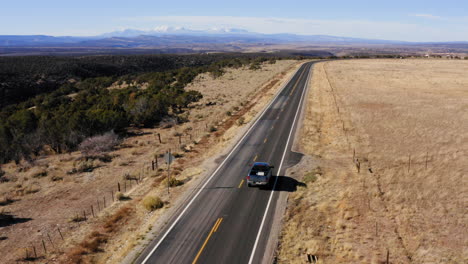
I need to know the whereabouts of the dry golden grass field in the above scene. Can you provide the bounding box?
[0,60,302,264]
[278,59,467,263]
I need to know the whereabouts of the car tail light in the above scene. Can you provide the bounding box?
[246,176,250,180]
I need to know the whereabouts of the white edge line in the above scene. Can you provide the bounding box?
[140,62,307,264]
[247,63,312,264]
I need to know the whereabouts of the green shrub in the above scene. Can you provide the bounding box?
[249,62,261,70]
[162,177,183,187]
[115,192,130,201]
[303,167,322,184]
[74,160,95,173]
[173,152,184,158]
[0,196,13,206]
[69,214,87,223]
[209,68,225,79]
[303,172,317,184]
[142,196,164,211]
[209,126,217,132]
[24,184,40,194]
[0,169,10,183]
[29,167,48,178]
[50,175,63,181]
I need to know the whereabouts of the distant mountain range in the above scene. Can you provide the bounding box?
[0,27,467,56]
[0,26,415,47]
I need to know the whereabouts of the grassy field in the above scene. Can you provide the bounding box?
[278,59,467,263]
[0,60,301,264]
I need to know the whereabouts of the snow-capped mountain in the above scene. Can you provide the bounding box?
[205,27,250,34]
[152,26,195,34]
[100,26,252,38]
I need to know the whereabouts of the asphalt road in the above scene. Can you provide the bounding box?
[135,61,314,264]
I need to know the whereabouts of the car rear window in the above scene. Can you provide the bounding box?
[251,165,269,173]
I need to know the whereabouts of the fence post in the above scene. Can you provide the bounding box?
[47,233,55,248]
[167,149,171,195]
[118,182,121,192]
[425,152,428,170]
[157,133,162,143]
[42,239,47,254]
[32,245,37,258]
[408,154,411,173]
[57,228,64,240]
[91,205,95,217]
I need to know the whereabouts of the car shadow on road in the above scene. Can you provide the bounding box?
[258,175,306,192]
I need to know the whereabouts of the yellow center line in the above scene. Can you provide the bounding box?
[253,155,258,161]
[289,68,306,96]
[213,218,223,232]
[238,179,244,188]
[263,138,268,143]
[192,217,223,264]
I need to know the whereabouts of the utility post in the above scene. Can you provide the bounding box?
[167,149,170,194]
[164,149,175,195]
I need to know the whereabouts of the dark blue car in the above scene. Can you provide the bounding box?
[246,162,274,187]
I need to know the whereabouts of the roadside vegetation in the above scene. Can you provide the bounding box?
[0,54,288,164]
[0,55,301,263]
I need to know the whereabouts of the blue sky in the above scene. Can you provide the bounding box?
[1,0,467,41]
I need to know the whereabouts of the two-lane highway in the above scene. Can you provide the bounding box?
[135,61,315,264]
